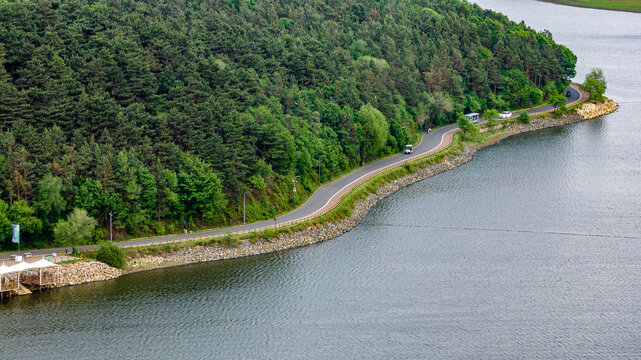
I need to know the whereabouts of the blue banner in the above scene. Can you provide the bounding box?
[12,224,19,244]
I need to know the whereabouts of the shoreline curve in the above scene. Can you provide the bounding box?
[121,99,618,275]
[5,99,618,296]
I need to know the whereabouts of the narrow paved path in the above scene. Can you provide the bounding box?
[2,85,589,260]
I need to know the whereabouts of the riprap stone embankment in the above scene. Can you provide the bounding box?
[23,261,121,290]
[576,99,618,119]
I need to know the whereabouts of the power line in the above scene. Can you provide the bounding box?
[361,221,641,240]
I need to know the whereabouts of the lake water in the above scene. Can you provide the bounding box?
[2,1,640,358]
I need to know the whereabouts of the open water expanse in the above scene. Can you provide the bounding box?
[2,1,640,358]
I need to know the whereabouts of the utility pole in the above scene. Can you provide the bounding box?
[318,154,326,183]
[293,175,301,199]
[109,211,113,242]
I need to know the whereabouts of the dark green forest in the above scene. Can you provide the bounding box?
[0,0,576,249]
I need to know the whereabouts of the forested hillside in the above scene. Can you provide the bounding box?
[0,0,576,249]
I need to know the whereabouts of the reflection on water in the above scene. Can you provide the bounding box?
[2,1,641,359]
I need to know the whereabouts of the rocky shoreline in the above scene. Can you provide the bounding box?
[575,99,618,120]
[55,261,121,287]
[48,99,617,290]
[26,261,120,288]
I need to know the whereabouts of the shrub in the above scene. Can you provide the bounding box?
[260,228,276,240]
[96,242,126,268]
[248,174,266,191]
[92,227,107,243]
[71,247,81,257]
[152,221,166,235]
[219,232,239,246]
[483,109,499,119]
[518,111,530,124]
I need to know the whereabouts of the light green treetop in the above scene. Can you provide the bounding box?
[53,208,97,247]
[583,68,607,102]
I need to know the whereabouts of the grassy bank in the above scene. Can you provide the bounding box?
[539,0,641,12]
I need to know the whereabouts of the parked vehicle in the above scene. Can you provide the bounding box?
[464,112,480,123]
[405,144,413,154]
[565,90,572,97]
[499,111,512,119]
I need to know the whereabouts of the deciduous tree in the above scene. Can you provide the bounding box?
[583,68,607,102]
[53,208,98,247]
[358,104,389,160]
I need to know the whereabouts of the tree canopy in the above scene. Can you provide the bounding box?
[583,68,607,102]
[53,208,97,247]
[0,0,576,249]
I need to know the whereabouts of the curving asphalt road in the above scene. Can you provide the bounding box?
[520,83,587,115]
[1,85,589,260]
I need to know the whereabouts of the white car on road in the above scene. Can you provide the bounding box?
[499,111,513,119]
[405,144,413,154]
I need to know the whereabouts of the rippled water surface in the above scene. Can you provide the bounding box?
[2,1,641,359]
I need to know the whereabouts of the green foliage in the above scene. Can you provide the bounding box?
[53,208,98,247]
[7,200,42,244]
[457,114,478,140]
[92,227,108,243]
[518,111,531,124]
[219,232,239,246]
[0,199,11,243]
[248,174,266,191]
[152,221,165,236]
[548,90,567,114]
[349,40,371,59]
[583,68,607,102]
[356,56,390,71]
[483,109,500,119]
[502,70,545,108]
[34,175,66,214]
[464,95,483,114]
[559,45,578,81]
[178,153,227,222]
[0,0,575,249]
[484,109,499,126]
[359,104,389,160]
[34,174,67,233]
[95,241,126,269]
